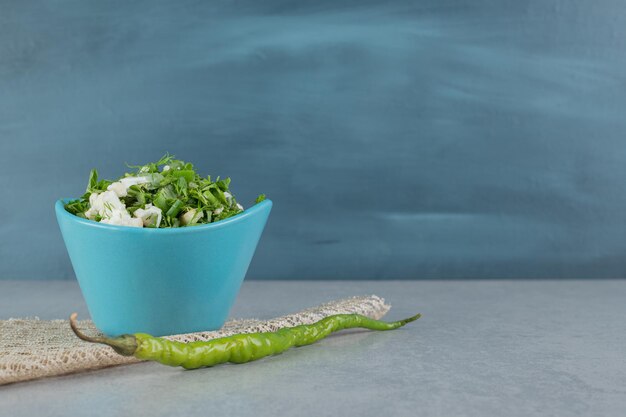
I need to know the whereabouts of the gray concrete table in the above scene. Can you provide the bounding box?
[1,280,625,417]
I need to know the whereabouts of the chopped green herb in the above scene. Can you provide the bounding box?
[64,154,267,228]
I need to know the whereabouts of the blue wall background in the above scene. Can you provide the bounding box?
[1,0,626,279]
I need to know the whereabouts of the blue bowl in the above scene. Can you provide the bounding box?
[55,199,272,336]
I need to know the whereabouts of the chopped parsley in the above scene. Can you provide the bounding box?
[64,154,265,228]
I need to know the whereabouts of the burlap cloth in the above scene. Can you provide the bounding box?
[0,295,390,385]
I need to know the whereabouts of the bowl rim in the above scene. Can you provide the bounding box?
[55,198,272,234]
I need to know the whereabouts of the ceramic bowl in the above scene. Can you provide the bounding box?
[55,199,272,336]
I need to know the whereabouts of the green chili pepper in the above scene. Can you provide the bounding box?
[69,312,420,370]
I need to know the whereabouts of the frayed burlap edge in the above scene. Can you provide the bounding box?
[0,295,390,385]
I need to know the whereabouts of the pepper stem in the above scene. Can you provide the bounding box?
[69,313,138,356]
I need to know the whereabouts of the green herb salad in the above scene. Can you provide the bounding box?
[64,154,266,228]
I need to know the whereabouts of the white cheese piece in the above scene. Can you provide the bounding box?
[162,165,170,172]
[101,210,143,227]
[236,203,244,211]
[179,208,204,226]
[107,181,128,197]
[85,191,126,220]
[213,207,223,215]
[134,204,163,228]
[84,190,144,228]
[106,176,151,198]
[119,176,150,189]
